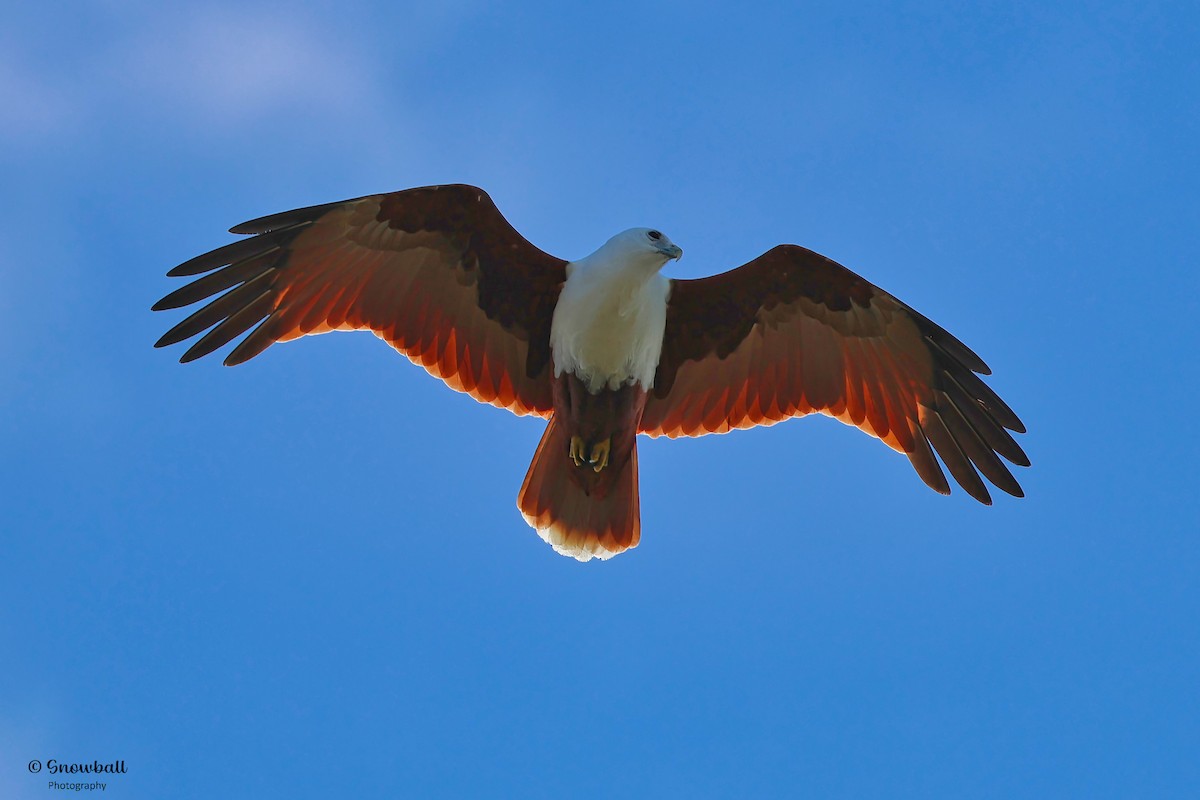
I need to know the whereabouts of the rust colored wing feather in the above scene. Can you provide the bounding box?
[641,244,1027,502]
[154,184,566,417]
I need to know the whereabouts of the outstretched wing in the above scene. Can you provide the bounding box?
[154,184,566,417]
[641,245,1028,504]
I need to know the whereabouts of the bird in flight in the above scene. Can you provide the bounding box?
[155,184,1028,561]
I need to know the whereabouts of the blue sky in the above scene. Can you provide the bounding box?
[2,1,1197,797]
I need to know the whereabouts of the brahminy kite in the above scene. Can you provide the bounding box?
[154,184,1028,561]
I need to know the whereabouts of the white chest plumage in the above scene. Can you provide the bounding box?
[549,257,671,394]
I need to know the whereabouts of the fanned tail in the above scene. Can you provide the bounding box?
[517,416,641,562]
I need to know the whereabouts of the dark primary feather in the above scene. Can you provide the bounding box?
[155,271,276,348]
[920,405,994,504]
[154,222,311,349]
[153,250,280,310]
[228,200,347,235]
[180,290,275,364]
[166,230,300,277]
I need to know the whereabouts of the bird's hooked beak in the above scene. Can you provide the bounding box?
[659,243,683,261]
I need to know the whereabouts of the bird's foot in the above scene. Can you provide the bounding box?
[569,435,586,467]
[588,438,610,473]
[568,435,611,472]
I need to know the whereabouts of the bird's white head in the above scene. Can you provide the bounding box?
[587,227,683,273]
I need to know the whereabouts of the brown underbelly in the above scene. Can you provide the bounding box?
[552,370,648,496]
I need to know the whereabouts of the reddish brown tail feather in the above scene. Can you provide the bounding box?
[517,417,641,561]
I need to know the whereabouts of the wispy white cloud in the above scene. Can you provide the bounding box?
[114,7,377,126]
[1,1,562,185]
[2,5,415,145]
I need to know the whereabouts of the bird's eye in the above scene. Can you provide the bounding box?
[648,230,662,241]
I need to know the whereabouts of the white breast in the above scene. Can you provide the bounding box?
[549,258,670,394]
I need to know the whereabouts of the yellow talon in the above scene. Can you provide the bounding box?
[569,435,586,467]
[569,435,611,472]
[589,438,611,473]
